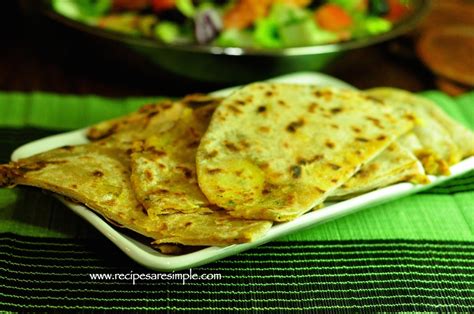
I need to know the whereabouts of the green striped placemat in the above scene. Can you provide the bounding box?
[1,234,472,312]
[0,91,472,312]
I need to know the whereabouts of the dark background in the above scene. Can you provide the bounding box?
[0,1,435,97]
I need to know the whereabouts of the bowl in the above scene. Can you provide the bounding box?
[39,0,430,84]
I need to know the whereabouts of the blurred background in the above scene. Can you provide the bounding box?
[0,0,472,97]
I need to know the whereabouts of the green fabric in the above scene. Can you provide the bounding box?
[0,92,159,130]
[0,91,473,241]
[1,234,472,312]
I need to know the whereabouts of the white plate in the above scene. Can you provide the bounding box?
[11,72,474,271]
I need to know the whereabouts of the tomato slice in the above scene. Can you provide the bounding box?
[315,4,353,31]
[385,0,409,22]
[152,0,175,12]
[112,0,151,10]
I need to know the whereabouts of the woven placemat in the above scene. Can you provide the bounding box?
[0,91,472,312]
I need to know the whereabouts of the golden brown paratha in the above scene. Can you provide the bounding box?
[148,210,271,246]
[128,102,273,243]
[0,145,144,227]
[87,94,222,142]
[0,145,271,247]
[197,83,416,221]
[367,88,474,175]
[130,105,217,216]
[129,96,426,208]
[87,99,179,141]
[329,142,428,199]
[89,95,223,155]
[419,96,474,159]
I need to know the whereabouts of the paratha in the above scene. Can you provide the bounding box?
[0,145,144,228]
[129,103,273,244]
[130,104,217,216]
[367,88,474,174]
[87,94,221,142]
[0,145,271,247]
[89,95,223,154]
[129,96,426,208]
[87,99,181,141]
[196,83,416,221]
[329,142,428,199]
[418,95,474,159]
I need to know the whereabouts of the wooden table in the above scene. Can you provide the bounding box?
[0,1,436,98]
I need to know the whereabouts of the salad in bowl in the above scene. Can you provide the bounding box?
[52,0,414,49]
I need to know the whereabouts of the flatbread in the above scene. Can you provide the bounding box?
[0,145,144,227]
[366,88,473,175]
[0,145,271,247]
[129,97,426,207]
[89,95,223,154]
[397,132,424,154]
[130,104,216,216]
[87,99,180,141]
[87,94,221,141]
[329,142,428,200]
[129,103,273,245]
[149,210,272,246]
[196,83,416,221]
[419,96,474,159]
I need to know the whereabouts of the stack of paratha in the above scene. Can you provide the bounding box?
[1,84,473,252]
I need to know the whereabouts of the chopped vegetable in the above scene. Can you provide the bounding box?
[214,29,254,47]
[113,0,150,11]
[78,0,112,17]
[53,0,112,23]
[329,0,366,11]
[254,18,281,48]
[98,13,141,35]
[369,0,390,16]
[223,0,271,30]
[364,16,392,34]
[154,21,180,43]
[385,0,410,21]
[152,0,175,12]
[195,9,222,44]
[279,19,339,46]
[315,4,353,31]
[268,2,308,26]
[138,15,158,37]
[176,0,195,17]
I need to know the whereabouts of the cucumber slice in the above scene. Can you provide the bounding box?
[279,19,338,47]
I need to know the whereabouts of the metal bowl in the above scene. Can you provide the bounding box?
[40,0,430,83]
